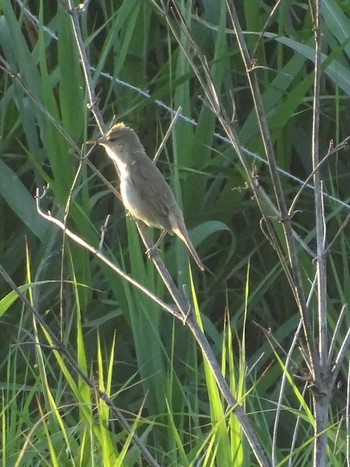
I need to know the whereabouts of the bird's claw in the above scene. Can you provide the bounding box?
[145,245,160,258]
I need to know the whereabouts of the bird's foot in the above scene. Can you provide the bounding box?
[145,245,160,259]
[182,305,192,324]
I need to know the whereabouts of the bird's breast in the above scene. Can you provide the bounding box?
[120,177,164,229]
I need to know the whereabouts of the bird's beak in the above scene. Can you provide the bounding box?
[86,134,108,146]
[86,137,98,146]
[86,126,113,147]
[86,137,101,146]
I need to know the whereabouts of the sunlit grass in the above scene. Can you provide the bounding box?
[0,0,349,465]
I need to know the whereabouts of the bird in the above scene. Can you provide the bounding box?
[91,122,205,271]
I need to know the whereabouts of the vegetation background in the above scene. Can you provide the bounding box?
[0,0,349,465]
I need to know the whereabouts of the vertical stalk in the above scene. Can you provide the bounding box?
[225,0,316,372]
[311,1,328,466]
[311,0,327,370]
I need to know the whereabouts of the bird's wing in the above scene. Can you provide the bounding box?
[128,153,177,231]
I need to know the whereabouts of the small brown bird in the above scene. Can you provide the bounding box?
[92,123,205,271]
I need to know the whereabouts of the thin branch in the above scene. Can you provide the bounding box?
[65,3,263,441]
[62,4,270,463]
[311,1,329,465]
[311,1,327,371]
[35,188,182,321]
[0,57,121,203]
[325,213,350,255]
[329,327,350,390]
[2,45,350,211]
[154,2,289,287]
[36,188,271,467]
[272,319,303,465]
[289,136,350,216]
[157,0,316,376]
[225,0,316,376]
[10,0,350,213]
[327,304,347,366]
[288,382,309,467]
[153,106,182,164]
[273,274,317,465]
[251,0,283,59]
[65,0,105,133]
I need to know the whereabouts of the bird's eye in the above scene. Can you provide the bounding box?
[108,135,120,143]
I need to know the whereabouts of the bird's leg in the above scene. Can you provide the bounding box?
[98,214,110,252]
[146,230,167,258]
[182,304,193,325]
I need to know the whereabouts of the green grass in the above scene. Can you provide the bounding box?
[0,0,349,465]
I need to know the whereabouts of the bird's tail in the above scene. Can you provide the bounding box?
[173,227,205,271]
